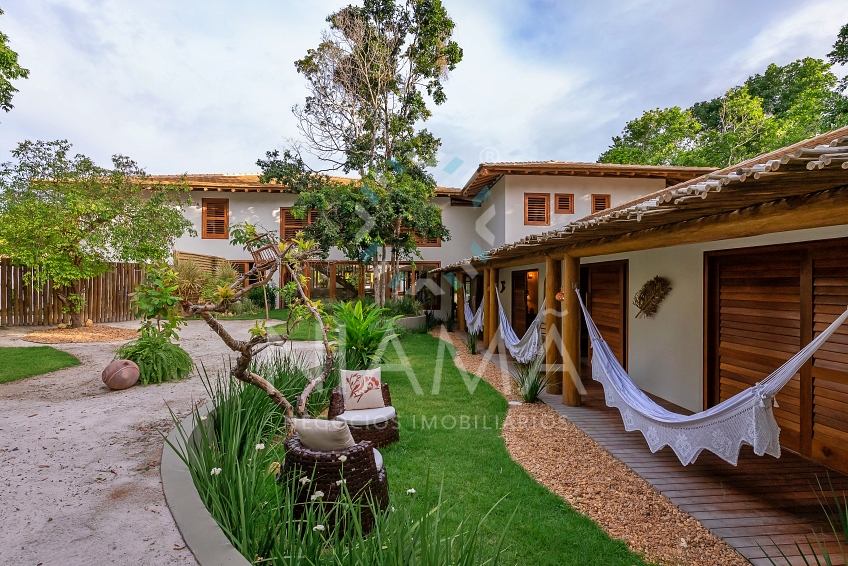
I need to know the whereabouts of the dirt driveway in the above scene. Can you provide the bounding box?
[0,320,322,566]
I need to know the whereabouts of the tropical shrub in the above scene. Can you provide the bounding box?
[248,283,278,310]
[383,296,422,317]
[229,297,259,316]
[509,352,550,403]
[121,262,192,384]
[166,364,510,565]
[172,258,205,304]
[760,476,848,564]
[424,310,442,331]
[115,325,193,385]
[331,300,399,370]
[252,352,337,417]
[466,332,477,355]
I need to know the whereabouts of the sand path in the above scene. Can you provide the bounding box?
[0,320,322,566]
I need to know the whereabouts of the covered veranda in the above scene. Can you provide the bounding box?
[442,127,848,564]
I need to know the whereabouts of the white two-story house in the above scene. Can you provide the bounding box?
[162,162,712,316]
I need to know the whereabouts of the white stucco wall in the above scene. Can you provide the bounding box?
[582,224,848,413]
[175,192,481,267]
[502,176,665,245]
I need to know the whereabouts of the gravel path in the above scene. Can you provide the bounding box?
[432,327,747,566]
[0,320,323,566]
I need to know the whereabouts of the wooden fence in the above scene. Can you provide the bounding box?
[0,259,144,327]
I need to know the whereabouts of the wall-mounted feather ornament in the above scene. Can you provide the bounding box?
[633,276,672,319]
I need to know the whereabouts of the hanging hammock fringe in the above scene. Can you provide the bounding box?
[577,289,848,466]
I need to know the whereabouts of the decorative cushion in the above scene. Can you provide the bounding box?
[373,449,383,470]
[341,368,385,410]
[292,418,356,452]
[334,406,397,427]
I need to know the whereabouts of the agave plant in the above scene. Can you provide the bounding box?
[331,300,400,370]
[509,351,549,403]
[760,475,848,565]
[466,332,477,355]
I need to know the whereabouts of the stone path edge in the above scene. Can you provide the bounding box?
[161,403,250,566]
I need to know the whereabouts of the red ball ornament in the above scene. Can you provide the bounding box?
[102,360,140,390]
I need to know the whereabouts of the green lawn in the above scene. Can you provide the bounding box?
[379,334,647,566]
[198,308,324,341]
[0,346,81,384]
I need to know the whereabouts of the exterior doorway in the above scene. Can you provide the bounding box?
[511,269,540,338]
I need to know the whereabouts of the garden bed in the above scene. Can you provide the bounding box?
[24,325,138,343]
[167,333,650,565]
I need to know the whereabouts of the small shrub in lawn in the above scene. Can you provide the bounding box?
[115,326,193,385]
[228,297,259,316]
[331,300,399,370]
[509,351,550,403]
[466,332,478,355]
[383,296,422,317]
[248,284,277,309]
[424,311,442,331]
[121,263,193,385]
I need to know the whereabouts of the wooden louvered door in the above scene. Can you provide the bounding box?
[811,247,848,471]
[710,251,804,452]
[707,239,848,473]
[584,261,628,368]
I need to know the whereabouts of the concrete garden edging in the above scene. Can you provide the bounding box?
[396,314,426,330]
[161,403,251,566]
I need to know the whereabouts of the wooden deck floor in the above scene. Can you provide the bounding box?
[540,380,848,565]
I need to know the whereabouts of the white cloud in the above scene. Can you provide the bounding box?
[0,0,846,187]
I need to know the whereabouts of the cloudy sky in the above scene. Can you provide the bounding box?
[1,0,847,186]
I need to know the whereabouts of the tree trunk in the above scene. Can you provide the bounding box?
[70,280,85,328]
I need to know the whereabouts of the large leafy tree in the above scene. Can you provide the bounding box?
[0,140,195,327]
[600,47,848,167]
[0,8,28,114]
[598,107,701,165]
[260,0,461,304]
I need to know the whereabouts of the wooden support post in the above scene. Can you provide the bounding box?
[545,255,563,394]
[489,268,499,355]
[329,262,337,302]
[358,263,365,298]
[482,268,491,349]
[457,275,467,333]
[562,254,582,407]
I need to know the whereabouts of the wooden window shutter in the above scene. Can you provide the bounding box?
[401,227,441,247]
[281,208,319,240]
[414,232,441,247]
[554,193,574,214]
[591,194,611,214]
[202,198,229,239]
[524,193,550,226]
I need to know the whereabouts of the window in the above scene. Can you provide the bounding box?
[524,193,550,226]
[202,199,229,239]
[591,194,611,214]
[554,193,574,214]
[450,197,473,207]
[402,227,441,247]
[280,208,318,240]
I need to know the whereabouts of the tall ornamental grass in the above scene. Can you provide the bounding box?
[166,353,510,565]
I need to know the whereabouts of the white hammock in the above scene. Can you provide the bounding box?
[577,290,848,466]
[462,289,485,335]
[495,292,546,363]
